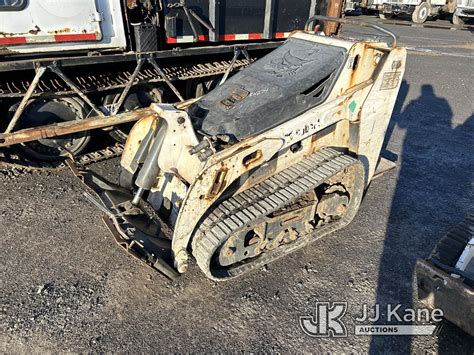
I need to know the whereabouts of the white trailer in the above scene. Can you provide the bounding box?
[0,0,126,54]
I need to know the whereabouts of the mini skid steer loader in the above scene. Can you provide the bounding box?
[71,17,407,281]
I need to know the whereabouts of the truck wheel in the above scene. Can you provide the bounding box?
[412,2,430,23]
[379,12,393,20]
[8,97,91,161]
[452,14,464,26]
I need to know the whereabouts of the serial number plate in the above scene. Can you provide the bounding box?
[380,72,401,90]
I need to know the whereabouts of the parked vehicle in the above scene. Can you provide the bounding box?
[69,17,407,280]
[375,0,469,23]
[345,0,363,12]
[453,0,474,25]
[359,0,384,14]
[379,0,447,22]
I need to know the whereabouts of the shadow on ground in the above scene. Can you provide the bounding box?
[370,82,473,353]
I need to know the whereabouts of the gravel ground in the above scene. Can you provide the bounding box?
[1,21,473,352]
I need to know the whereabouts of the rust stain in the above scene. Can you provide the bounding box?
[349,61,358,87]
[207,165,229,199]
[242,149,263,168]
[127,0,138,9]
[1,25,41,36]
[48,27,71,35]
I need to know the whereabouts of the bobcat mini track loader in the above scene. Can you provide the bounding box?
[72,16,407,281]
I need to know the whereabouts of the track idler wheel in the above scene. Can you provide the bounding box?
[8,97,91,161]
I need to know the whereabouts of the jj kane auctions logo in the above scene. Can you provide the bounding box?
[300,302,443,337]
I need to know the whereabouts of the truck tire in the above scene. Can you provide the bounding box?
[452,14,464,26]
[412,2,430,23]
[379,12,393,20]
[9,97,91,161]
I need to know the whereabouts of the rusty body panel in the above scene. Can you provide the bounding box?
[417,260,474,336]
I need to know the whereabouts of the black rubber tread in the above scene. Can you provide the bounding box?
[430,213,474,268]
[0,143,124,175]
[192,147,365,280]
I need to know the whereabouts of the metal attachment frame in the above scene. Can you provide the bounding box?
[3,57,186,134]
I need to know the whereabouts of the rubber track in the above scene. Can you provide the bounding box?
[0,143,124,175]
[430,212,474,267]
[193,148,364,280]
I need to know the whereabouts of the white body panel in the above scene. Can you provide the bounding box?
[457,0,474,6]
[0,0,126,54]
[383,0,446,6]
[456,0,474,16]
[383,0,421,5]
[455,238,474,272]
[431,0,448,5]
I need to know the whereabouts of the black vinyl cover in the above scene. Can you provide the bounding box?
[188,37,347,140]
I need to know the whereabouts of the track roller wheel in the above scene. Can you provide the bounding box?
[8,97,91,161]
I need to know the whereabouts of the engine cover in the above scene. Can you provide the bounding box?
[188,37,346,141]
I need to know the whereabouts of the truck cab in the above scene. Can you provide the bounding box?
[379,0,448,23]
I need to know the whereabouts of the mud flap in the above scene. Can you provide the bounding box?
[67,160,179,281]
